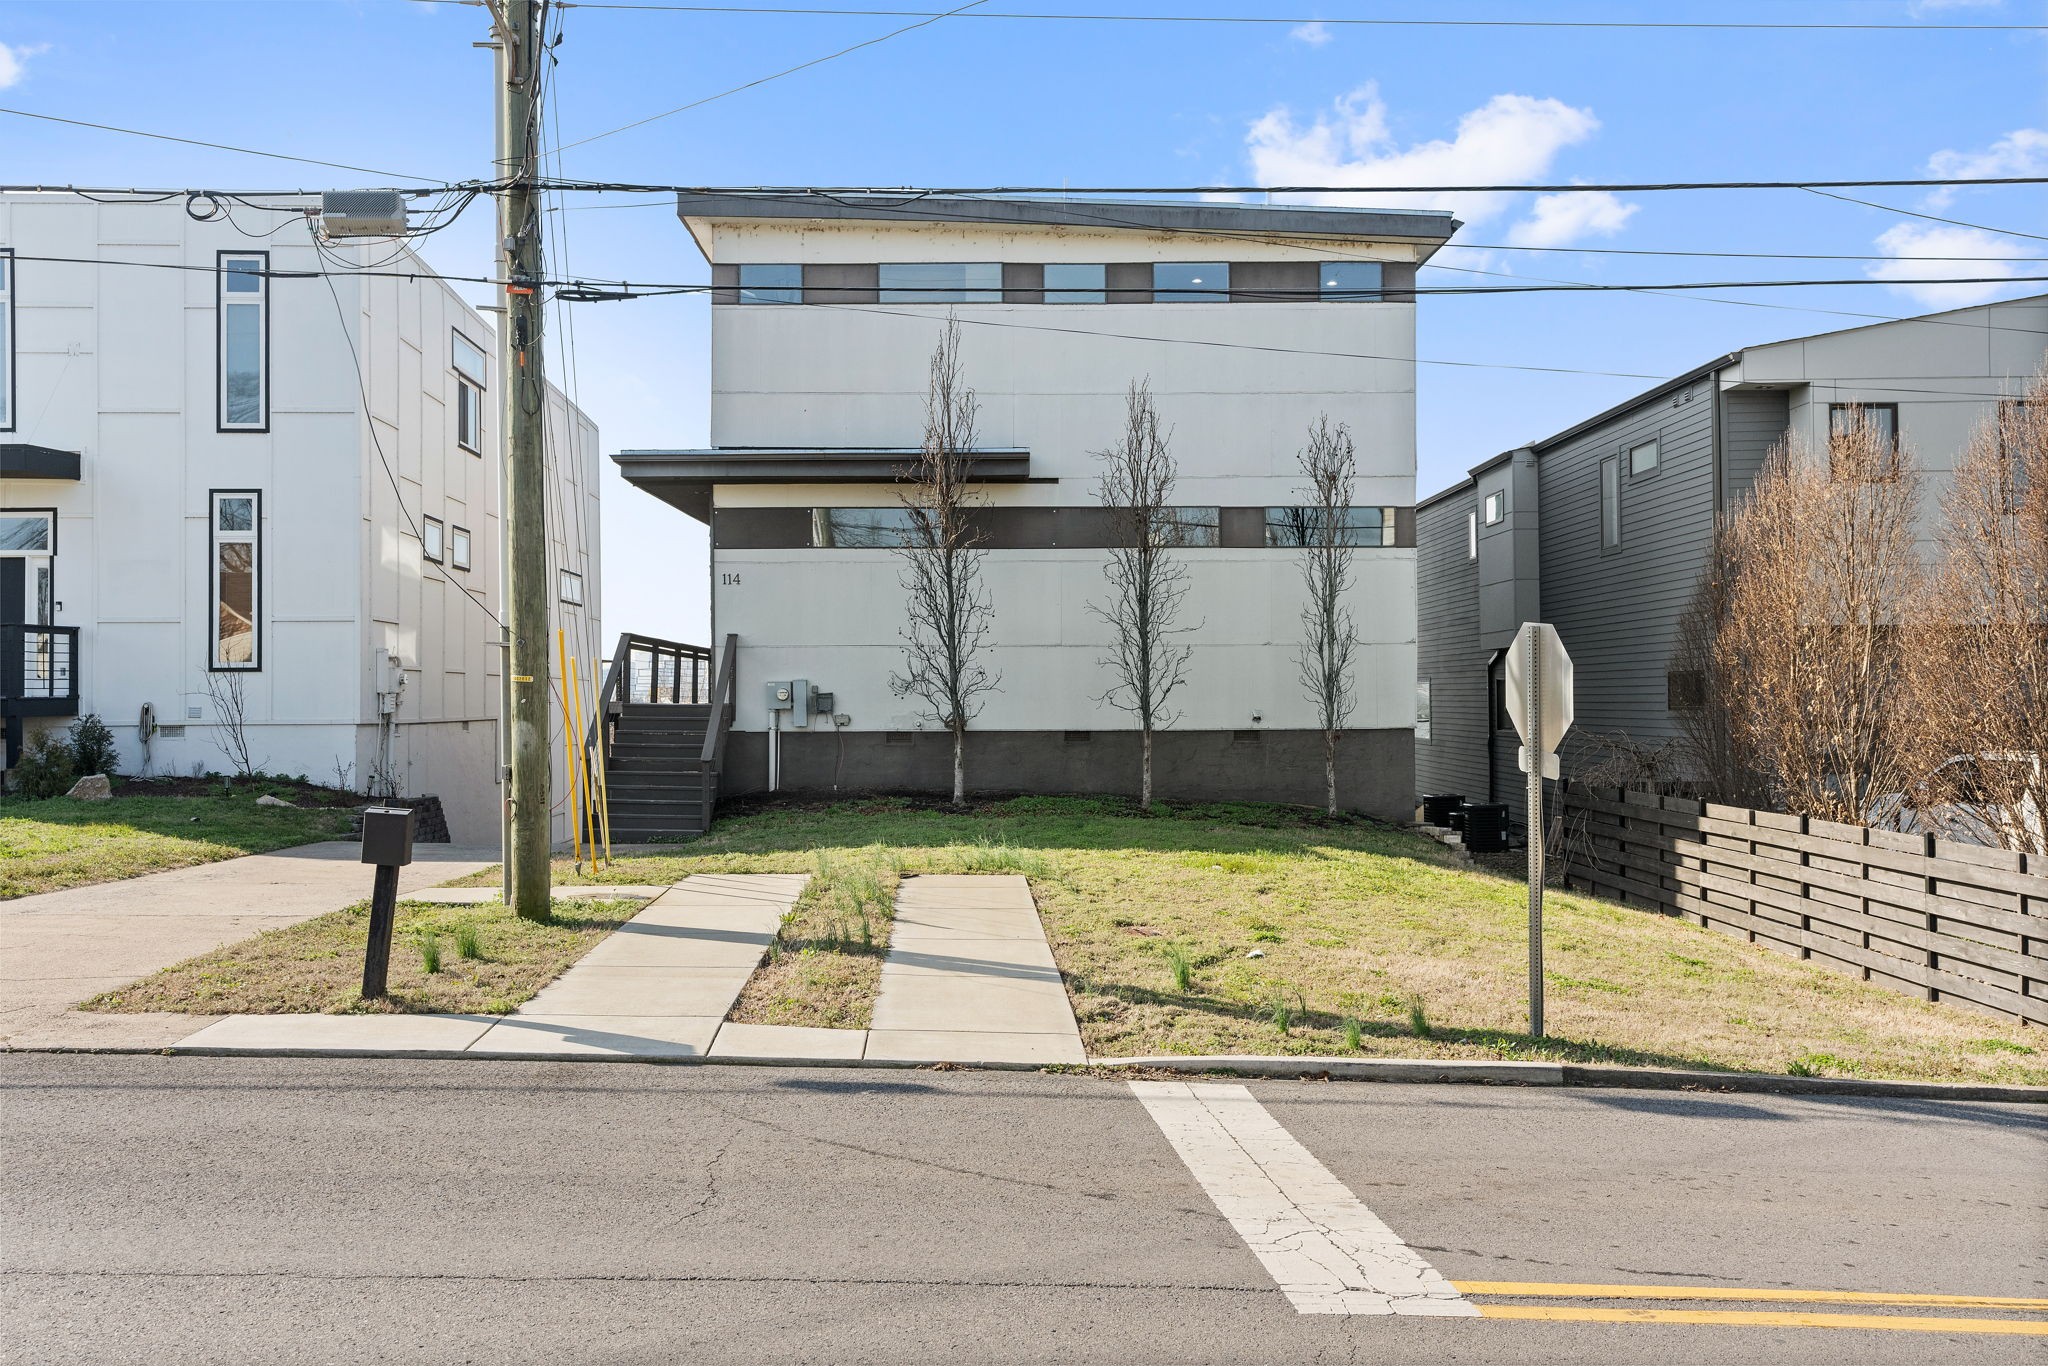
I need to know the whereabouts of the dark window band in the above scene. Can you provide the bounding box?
[713,504,1415,549]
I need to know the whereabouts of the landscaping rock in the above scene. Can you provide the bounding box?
[64,774,112,801]
[254,794,297,809]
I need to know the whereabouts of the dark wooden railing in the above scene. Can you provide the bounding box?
[3,624,79,706]
[584,632,712,777]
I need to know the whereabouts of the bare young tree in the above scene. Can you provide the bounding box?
[202,670,260,778]
[1905,370,2048,854]
[1707,410,1925,824]
[1293,416,1360,816]
[889,318,999,806]
[1672,521,1775,808]
[1089,380,1194,809]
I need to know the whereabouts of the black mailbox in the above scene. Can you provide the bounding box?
[361,806,417,867]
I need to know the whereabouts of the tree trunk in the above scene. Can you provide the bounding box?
[1324,727,1338,817]
[952,724,966,807]
[1141,726,1153,810]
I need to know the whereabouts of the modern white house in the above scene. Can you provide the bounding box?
[0,192,602,843]
[614,193,1459,825]
[1415,293,2048,829]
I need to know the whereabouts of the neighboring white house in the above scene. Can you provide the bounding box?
[616,193,1458,819]
[0,192,602,843]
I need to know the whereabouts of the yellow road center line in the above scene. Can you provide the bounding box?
[1478,1305,2048,1334]
[1456,1282,2048,1310]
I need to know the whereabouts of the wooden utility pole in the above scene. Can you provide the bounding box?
[487,0,552,918]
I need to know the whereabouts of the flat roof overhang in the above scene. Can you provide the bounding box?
[0,444,81,480]
[613,447,1032,522]
[673,192,1462,249]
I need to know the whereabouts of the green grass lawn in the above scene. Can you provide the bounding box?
[461,795,2044,1085]
[82,897,643,1016]
[1,787,357,899]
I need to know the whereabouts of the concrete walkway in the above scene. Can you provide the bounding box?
[0,842,497,1049]
[866,874,1085,1065]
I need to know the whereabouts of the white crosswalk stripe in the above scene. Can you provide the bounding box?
[1131,1080,1478,1316]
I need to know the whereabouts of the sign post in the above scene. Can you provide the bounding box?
[359,806,417,1000]
[1505,623,1573,1038]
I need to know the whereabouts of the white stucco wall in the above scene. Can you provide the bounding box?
[0,194,600,844]
[698,216,1423,740]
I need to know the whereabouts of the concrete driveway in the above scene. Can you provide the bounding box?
[0,842,497,1048]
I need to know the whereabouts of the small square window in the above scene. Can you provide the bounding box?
[216,497,255,533]
[738,263,802,305]
[422,516,444,564]
[559,568,584,605]
[1153,262,1228,302]
[450,525,472,571]
[1044,263,1107,304]
[1483,491,1506,525]
[1628,438,1659,475]
[1320,261,1383,301]
[1829,402,1900,479]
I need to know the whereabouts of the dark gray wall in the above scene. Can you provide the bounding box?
[720,728,1415,821]
[1415,488,1492,812]
[1720,387,1790,509]
[1538,373,1719,776]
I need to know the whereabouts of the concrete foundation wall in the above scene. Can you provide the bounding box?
[719,726,1415,821]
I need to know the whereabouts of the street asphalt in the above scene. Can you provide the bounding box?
[3,1055,2043,1365]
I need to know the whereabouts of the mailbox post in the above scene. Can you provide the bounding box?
[359,806,417,1000]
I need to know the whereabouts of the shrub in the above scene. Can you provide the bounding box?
[66,714,120,778]
[11,730,76,799]
[418,933,443,975]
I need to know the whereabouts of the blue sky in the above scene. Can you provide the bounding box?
[2,0,2044,644]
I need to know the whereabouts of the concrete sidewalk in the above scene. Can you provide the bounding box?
[0,842,497,1048]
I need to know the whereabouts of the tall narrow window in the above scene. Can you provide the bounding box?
[1600,455,1621,550]
[450,525,472,571]
[1999,400,2032,511]
[452,330,487,454]
[211,492,260,669]
[422,516,444,564]
[558,569,584,605]
[1483,490,1506,525]
[0,250,13,431]
[218,253,268,431]
[1415,680,1433,741]
[1467,510,1477,560]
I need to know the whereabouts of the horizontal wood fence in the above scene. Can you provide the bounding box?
[1560,786,2046,1025]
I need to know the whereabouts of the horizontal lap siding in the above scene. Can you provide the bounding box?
[1720,387,1789,507]
[1416,490,1487,807]
[1561,787,2048,1024]
[1538,378,1718,772]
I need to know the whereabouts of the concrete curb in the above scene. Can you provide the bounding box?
[8,1042,2043,1102]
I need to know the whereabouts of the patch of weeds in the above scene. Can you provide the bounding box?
[1162,944,1195,993]
[1342,1016,1363,1051]
[453,923,483,961]
[1408,1000,1433,1039]
[952,837,1050,877]
[1549,973,1633,995]
[1966,1038,2034,1056]
[1787,1051,1862,1078]
[1666,951,1710,971]
[1271,1000,1295,1036]
[1249,929,1283,944]
[417,932,443,975]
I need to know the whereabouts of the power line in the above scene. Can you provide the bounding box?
[540,175,2048,195]
[443,2,2048,32]
[548,0,987,152]
[1802,187,2048,244]
[0,107,450,184]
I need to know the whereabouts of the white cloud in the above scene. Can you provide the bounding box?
[0,41,47,89]
[1866,222,2031,307]
[1243,84,1630,243]
[1923,127,2048,206]
[1504,191,1638,248]
[1289,21,1333,46]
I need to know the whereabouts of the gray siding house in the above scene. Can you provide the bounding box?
[1416,293,2048,830]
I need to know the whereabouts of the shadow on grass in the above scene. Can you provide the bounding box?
[1076,976,1745,1073]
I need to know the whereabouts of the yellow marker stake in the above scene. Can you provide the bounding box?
[569,655,596,875]
[556,630,581,870]
[591,655,613,866]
